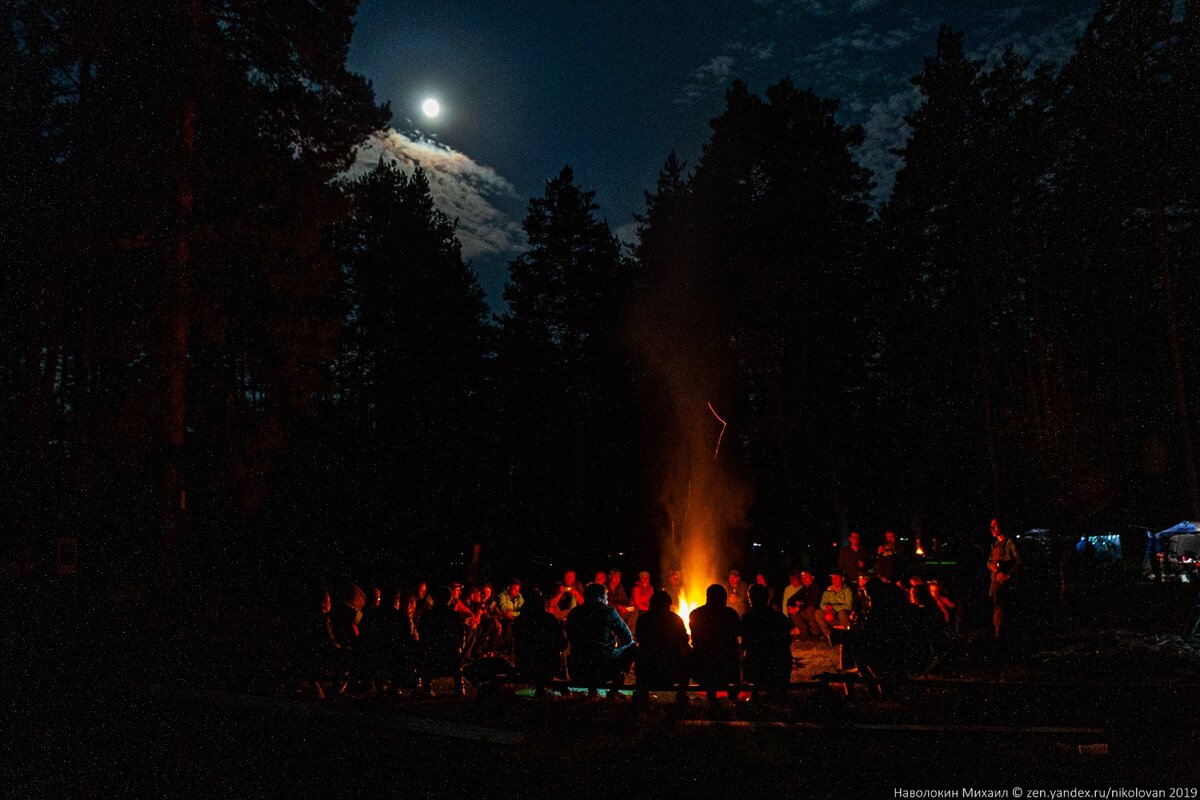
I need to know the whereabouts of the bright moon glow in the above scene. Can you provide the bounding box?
[421,98,440,118]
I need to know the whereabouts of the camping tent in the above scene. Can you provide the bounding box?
[1153,522,1200,574]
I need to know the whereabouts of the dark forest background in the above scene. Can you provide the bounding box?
[4,0,1200,598]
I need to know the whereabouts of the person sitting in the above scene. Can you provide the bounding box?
[664,570,684,612]
[607,569,635,624]
[632,590,690,703]
[566,583,637,700]
[853,573,872,621]
[549,581,579,623]
[740,584,793,700]
[392,590,420,691]
[630,570,655,629]
[927,579,957,631]
[561,569,585,601]
[328,584,364,651]
[293,589,339,699]
[909,583,951,668]
[781,571,803,613]
[513,589,567,698]
[855,579,917,692]
[814,571,854,645]
[418,585,467,697]
[725,570,747,616]
[790,570,823,637]
[495,579,524,656]
[689,584,742,703]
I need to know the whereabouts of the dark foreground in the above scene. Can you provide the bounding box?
[8,580,1200,797]
[10,681,1199,799]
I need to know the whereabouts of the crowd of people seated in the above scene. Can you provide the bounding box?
[294,532,960,702]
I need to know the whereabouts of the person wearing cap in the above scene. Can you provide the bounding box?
[726,570,747,616]
[791,570,823,637]
[814,571,854,645]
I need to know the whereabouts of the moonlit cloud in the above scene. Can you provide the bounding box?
[970,11,1091,68]
[675,54,740,105]
[853,85,920,200]
[695,55,737,80]
[351,129,525,261]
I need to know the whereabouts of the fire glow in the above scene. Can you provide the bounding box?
[662,400,745,635]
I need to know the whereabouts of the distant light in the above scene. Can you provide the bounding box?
[752,542,762,549]
[421,98,440,118]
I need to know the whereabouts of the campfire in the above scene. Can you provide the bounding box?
[662,400,746,634]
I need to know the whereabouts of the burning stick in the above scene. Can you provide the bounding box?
[707,402,727,461]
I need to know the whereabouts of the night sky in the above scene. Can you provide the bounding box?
[347,0,1096,307]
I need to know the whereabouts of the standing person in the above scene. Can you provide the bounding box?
[632,590,691,703]
[874,530,905,581]
[837,531,871,584]
[566,583,637,700]
[740,584,793,700]
[513,589,568,699]
[725,570,747,616]
[689,584,741,703]
[987,518,1020,644]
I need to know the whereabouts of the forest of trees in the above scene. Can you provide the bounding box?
[3,0,1200,597]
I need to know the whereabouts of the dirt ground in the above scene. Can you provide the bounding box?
[8,576,1200,797]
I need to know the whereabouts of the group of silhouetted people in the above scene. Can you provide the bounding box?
[294,550,960,702]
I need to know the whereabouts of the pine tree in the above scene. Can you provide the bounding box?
[324,162,491,561]
[497,166,635,555]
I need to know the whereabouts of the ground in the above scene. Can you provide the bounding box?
[7,577,1200,797]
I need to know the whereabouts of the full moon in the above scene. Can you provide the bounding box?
[421,98,440,118]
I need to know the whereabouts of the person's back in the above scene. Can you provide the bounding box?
[295,590,338,673]
[566,599,630,662]
[689,585,741,697]
[513,590,566,690]
[741,584,792,694]
[565,584,635,695]
[634,590,690,691]
[418,589,466,678]
[857,580,915,681]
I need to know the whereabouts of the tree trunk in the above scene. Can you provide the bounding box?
[1155,199,1200,517]
[158,0,201,590]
